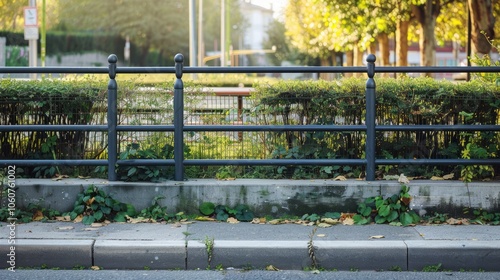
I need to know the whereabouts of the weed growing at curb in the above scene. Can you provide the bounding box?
[204,236,215,270]
[307,227,319,270]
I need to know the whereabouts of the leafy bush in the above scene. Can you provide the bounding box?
[353,185,421,226]
[67,185,136,225]
[0,78,104,160]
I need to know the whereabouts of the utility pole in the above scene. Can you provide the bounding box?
[198,0,203,66]
[220,0,225,67]
[189,0,197,67]
[41,0,46,68]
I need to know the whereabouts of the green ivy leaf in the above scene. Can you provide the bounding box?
[101,206,111,215]
[324,212,341,219]
[82,215,95,225]
[114,212,127,222]
[200,202,216,216]
[216,211,229,221]
[353,214,371,225]
[375,215,387,224]
[387,210,399,222]
[400,212,414,226]
[127,167,137,177]
[378,204,391,217]
[74,205,85,215]
[94,210,104,221]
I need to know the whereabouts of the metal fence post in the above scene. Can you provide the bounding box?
[365,54,376,181]
[107,54,118,181]
[174,54,185,181]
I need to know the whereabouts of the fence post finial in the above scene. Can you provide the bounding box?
[108,54,117,79]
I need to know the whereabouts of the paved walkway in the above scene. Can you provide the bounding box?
[1,222,500,271]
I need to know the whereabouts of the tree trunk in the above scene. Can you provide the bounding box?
[377,33,390,66]
[353,46,364,77]
[468,0,495,58]
[344,50,354,77]
[396,20,409,67]
[320,57,332,80]
[413,1,441,76]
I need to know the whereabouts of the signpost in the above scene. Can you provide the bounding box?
[24,1,38,79]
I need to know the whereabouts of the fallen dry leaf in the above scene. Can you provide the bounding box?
[398,173,410,184]
[340,212,355,221]
[78,175,91,179]
[443,173,454,180]
[430,176,444,180]
[446,218,468,225]
[333,175,347,181]
[219,178,236,181]
[317,234,326,237]
[90,266,100,270]
[126,215,149,224]
[369,235,385,239]
[268,219,281,225]
[317,222,332,228]
[195,216,216,221]
[83,227,99,231]
[265,265,280,271]
[51,174,69,181]
[32,210,44,221]
[251,218,260,224]
[321,218,340,225]
[73,215,83,223]
[342,218,354,225]
[227,217,239,224]
[55,215,71,222]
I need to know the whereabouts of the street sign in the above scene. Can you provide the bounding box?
[24,7,38,26]
[24,7,39,40]
[24,27,39,40]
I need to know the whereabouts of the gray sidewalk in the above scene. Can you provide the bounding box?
[2,221,500,271]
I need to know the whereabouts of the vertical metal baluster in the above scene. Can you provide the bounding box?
[365,54,376,181]
[107,54,118,181]
[174,54,185,181]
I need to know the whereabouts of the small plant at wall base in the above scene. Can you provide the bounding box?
[137,195,187,222]
[66,185,136,225]
[199,202,255,222]
[353,185,421,226]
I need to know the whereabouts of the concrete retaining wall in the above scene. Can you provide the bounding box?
[12,178,500,217]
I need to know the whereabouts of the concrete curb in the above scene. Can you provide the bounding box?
[93,240,186,270]
[406,240,500,272]
[3,239,500,271]
[0,239,93,269]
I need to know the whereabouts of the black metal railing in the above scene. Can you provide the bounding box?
[1,53,500,181]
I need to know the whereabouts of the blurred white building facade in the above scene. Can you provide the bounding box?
[238,0,274,66]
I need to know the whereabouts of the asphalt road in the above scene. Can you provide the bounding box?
[1,270,500,280]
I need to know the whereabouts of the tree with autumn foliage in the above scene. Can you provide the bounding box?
[283,0,497,68]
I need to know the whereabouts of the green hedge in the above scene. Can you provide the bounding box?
[252,77,500,178]
[0,78,105,162]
